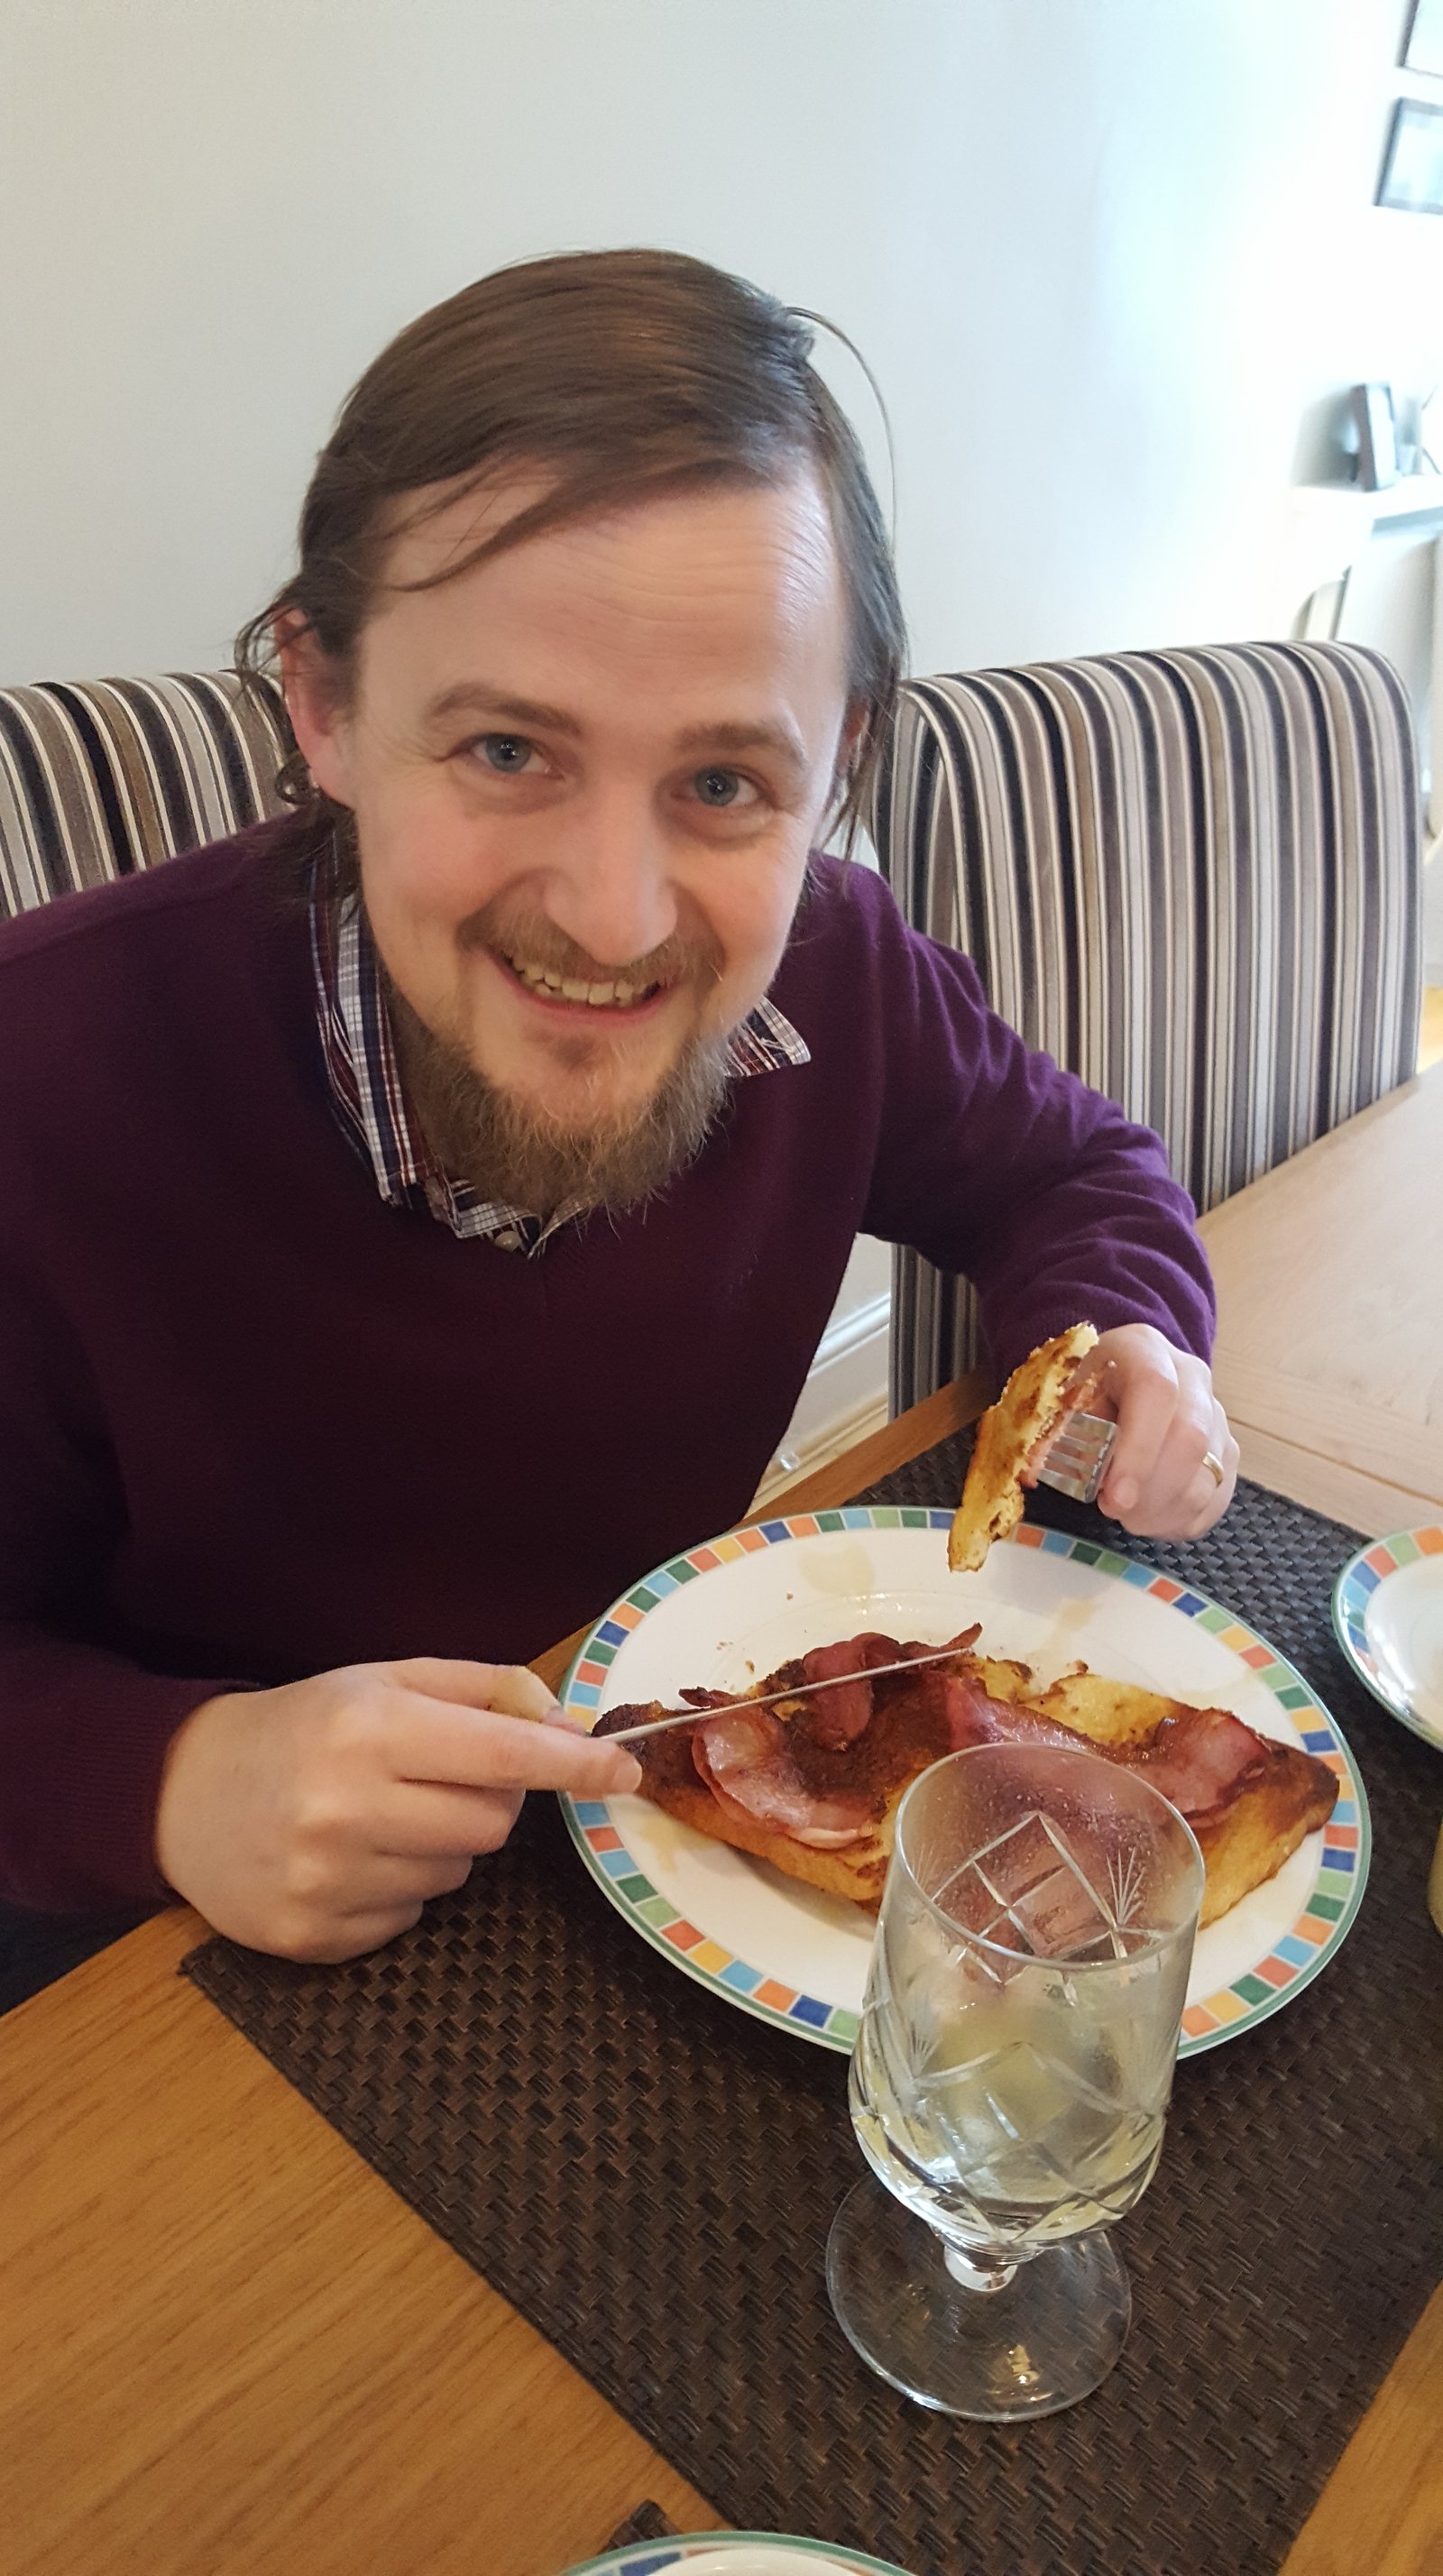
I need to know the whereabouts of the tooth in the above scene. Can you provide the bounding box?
[509,953,644,1004]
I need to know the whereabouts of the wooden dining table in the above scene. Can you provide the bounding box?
[1199,1062,1443,1537]
[5,1072,1442,2576]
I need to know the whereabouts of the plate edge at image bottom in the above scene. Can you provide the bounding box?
[562,2538,916,2575]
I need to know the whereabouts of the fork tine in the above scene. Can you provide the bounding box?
[1034,1409,1116,1505]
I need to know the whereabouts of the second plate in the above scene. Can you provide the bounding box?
[1332,1526,1443,1750]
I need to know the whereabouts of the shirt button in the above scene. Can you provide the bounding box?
[494,1227,524,1252]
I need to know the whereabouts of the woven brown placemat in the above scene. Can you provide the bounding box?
[183,1454,1442,2576]
[603,2503,681,2550]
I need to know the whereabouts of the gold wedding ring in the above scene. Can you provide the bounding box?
[1202,1449,1226,1486]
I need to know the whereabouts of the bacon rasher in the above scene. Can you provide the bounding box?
[596,1627,1338,1925]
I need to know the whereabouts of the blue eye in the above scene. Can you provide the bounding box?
[694,767,741,807]
[479,734,532,772]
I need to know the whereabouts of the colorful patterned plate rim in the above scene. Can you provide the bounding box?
[560,1512,1369,2061]
[1330,1525,1443,1750]
[560,2534,916,2575]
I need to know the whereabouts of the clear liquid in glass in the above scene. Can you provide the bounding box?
[827,1743,1204,2416]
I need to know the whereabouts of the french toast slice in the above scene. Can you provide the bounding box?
[1032,1665,1338,1926]
[598,1642,1337,1927]
[628,1768,894,1909]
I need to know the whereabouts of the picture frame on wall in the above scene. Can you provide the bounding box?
[1348,383,1398,491]
[1377,97,1443,212]
[1402,0,1443,77]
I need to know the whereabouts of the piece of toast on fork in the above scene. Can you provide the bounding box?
[948,1322,1100,1571]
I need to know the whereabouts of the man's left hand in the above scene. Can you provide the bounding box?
[1068,1323,1238,1541]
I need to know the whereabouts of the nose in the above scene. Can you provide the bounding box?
[541,786,681,970]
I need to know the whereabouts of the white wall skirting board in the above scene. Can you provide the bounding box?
[754,1290,892,1504]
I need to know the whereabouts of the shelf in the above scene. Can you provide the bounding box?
[1297,474,1443,522]
[1362,474,1443,521]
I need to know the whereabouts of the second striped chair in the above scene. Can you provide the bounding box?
[869,640,1423,1413]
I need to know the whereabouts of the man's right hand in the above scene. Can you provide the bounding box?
[153,1656,643,1962]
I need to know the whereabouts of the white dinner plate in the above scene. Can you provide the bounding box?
[560,1511,1368,2058]
[1332,1526,1443,1750]
[562,2535,916,2575]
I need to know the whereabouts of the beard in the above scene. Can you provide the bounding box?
[380,903,738,1220]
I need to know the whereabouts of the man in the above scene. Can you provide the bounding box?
[0,249,1234,1964]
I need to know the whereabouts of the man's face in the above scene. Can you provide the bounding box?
[290,469,851,1188]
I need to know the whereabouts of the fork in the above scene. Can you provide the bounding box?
[1034,1408,1117,1505]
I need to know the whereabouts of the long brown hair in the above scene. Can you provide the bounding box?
[235,249,904,880]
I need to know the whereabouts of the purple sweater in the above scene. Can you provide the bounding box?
[0,827,1214,1909]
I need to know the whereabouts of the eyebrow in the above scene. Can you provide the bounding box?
[422,685,582,736]
[420,684,809,776]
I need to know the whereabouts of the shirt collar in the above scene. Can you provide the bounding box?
[308,881,809,1247]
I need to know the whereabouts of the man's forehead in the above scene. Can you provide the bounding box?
[364,471,848,749]
[376,462,841,612]
[377,465,555,583]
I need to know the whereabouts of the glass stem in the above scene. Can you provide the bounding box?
[942,2241,1018,2295]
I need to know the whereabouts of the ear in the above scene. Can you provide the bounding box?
[276,612,354,807]
[828,701,869,813]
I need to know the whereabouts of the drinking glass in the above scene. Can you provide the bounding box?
[826,1740,1204,2419]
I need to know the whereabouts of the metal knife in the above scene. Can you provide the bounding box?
[601,1642,970,1744]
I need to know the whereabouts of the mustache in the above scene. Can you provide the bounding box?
[456,897,723,992]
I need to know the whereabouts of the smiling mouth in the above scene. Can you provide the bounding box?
[497,947,667,1012]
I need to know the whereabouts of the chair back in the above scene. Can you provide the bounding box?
[870,640,1422,1412]
[0,671,291,917]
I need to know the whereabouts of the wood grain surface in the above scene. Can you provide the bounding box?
[1199,1066,1443,1535]
[4,1908,713,2576]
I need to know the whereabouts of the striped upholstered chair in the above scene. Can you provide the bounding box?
[0,649,1424,1419]
[0,671,291,918]
[871,640,1423,1413]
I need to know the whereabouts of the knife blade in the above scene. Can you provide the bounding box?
[601,1642,970,1744]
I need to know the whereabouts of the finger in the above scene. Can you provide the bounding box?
[386,1657,561,1723]
[483,1665,565,1724]
[1097,1353,1181,1518]
[1179,1408,1239,1537]
[269,1903,425,1964]
[391,1698,644,1799]
[1138,1373,1218,1524]
[354,1847,478,1900]
[370,1780,528,1860]
[1127,1405,1238,1541]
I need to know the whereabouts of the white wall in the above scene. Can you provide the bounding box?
[3,0,1438,1467]
[5,0,1441,687]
